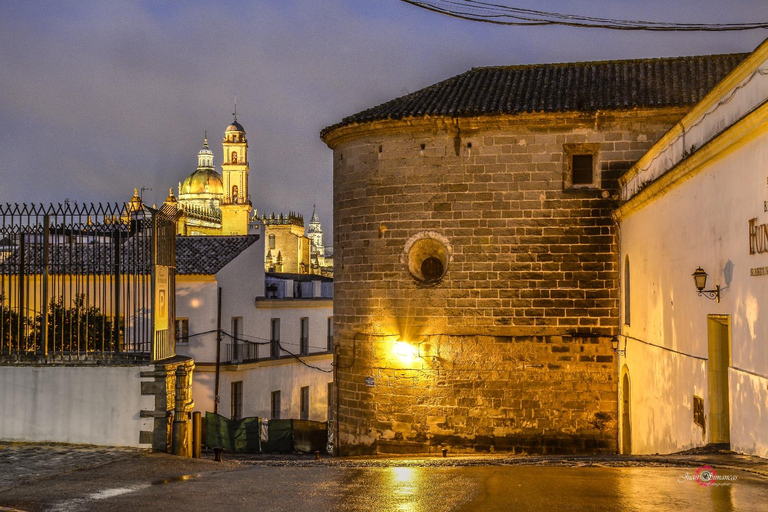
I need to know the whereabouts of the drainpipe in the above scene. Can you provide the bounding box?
[214,287,222,415]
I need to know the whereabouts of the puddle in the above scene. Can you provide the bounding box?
[151,474,201,485]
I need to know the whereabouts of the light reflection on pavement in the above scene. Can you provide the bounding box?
[2,456,768,511]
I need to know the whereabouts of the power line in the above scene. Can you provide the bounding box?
[183,328,333,373]
[400,0,768,31]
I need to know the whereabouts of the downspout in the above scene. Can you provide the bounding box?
[214,286,222,414]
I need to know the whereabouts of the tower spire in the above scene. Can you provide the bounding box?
[233,96,238,122]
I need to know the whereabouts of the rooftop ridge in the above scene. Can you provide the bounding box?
[321,52,749,140]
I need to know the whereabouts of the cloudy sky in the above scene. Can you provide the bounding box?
[1,1,766,242]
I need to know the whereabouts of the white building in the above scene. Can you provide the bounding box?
[616,39,768,457]
[174,230,333,423]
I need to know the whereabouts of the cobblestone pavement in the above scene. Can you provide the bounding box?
[0,443,145,492]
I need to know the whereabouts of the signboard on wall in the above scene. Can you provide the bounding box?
[748,177,768,276]
[155,265,169,330]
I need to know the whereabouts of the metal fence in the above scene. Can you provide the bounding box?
[0,202,176,363]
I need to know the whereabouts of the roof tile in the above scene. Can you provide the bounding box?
[322,53,747,137]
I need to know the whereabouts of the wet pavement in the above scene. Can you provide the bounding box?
[1,444,768,511]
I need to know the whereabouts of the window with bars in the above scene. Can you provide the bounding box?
[175,318,189,344]
[271,390,281,420]
[300,317,309,355]
[231,381,243,420]
[300,386,309,420]
[270,318,280,358]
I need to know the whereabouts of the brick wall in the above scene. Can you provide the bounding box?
[326,110,685,454]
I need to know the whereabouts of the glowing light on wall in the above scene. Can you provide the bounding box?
[393,340,418,364]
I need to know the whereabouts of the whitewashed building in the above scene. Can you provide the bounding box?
[174,231,333,423]
[616,39,768,457]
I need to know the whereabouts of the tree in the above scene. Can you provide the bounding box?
[0,294,28,350]
[32,295,121,353]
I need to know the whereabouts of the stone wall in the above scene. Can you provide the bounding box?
[325,110,686,454]
[265,223,311,274]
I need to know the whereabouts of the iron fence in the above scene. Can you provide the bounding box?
[0,202,176,363]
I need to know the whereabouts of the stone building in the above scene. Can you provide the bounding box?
[321,54,745,455]
[260,211,311,274]
[308,205,333,276]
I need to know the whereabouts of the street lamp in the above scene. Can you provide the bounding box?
[692,267,720,303]
[611,335,625,356]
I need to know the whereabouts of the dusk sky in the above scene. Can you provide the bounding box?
[1,1,767,242]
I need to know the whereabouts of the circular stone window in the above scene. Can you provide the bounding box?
[403,232,451,284]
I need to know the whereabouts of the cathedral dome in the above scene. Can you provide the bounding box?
[226,120,245,133]
[180,168,224,196]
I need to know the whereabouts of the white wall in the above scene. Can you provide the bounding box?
[193,354,333,421]
[252,303,333,358]
[0,365,155,447]
[176,278,219,362]
[623,45,768,199]
[174,233,334,422]
[620,131,768,456]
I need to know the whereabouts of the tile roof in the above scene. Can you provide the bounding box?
[321,53,747,137]
[1,235,259,276]
[266,272,333,283]
[175,235,259,275]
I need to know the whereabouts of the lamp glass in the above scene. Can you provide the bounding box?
[692,267,708,291]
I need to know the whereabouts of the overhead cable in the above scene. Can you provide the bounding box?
[400,0,768,31]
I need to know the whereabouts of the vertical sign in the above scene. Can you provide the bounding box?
[155,265,169,330]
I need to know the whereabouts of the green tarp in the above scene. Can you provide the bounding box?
[263,419,293,453]
[204,413,329,454]
[205,412,261,453]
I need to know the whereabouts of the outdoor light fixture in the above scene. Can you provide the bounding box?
[611,335,626,356]
[393,340,418,363]
[692,267,720,303]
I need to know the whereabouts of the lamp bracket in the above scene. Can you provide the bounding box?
[697,285,721,303]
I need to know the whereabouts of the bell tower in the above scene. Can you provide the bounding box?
[220,106,252,235]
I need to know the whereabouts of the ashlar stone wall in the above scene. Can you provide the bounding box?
[325,109,686,455]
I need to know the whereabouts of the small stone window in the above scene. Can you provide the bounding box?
[403,232,452,284]
[693,395,705,430]
[564,143,600,189]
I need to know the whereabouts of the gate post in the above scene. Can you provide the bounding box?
[172,366,191,457]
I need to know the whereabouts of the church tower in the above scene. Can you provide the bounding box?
[220,109,252,235]
[307,204,325,258]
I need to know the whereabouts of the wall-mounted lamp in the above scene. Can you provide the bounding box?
[611,335,626,356]
[692,267,720,303]
[393,340,419,364]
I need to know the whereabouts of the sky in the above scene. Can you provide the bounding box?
[1,1,767,244]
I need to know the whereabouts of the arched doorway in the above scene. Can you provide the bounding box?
[621,366,631,454]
